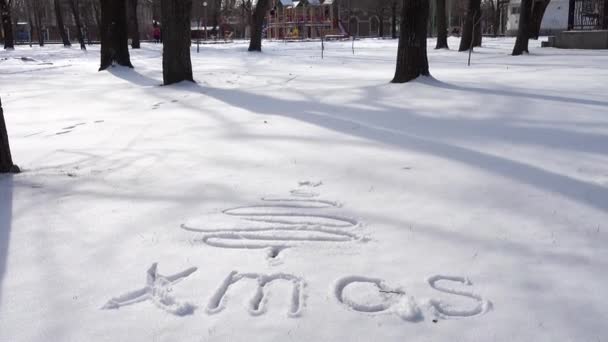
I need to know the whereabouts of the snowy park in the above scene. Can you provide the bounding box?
[1,35,607,341]
[3,0,608,337]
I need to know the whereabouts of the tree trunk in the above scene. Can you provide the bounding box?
[161,0,193,85]
[492,0,500,36]
[391,1,397,39]
[54,0,71,46]
[513,0,532,55]
[92,0,102,41]
[249,0,269,51]
[127,0,140,49]
[34,4,44,47]
[69,0,86,49]
[0,97,18,173]
[379,14,384,38]
[529,0,550,39]
[1,0,15,49]
[458,0,481,51]
[392,0,430,83]
[435,0,448,49]
[28,13,34,46]
[99,0,133,71]
[474,19,482,46]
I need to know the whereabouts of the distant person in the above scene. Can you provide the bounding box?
[152,21,161,43]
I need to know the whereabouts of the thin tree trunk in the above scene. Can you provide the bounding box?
[379,13,384,38]
[529,0,550,39]
[127,0,140,48]
[1,0,15,49]
[33,2,44,47]
[391,1,397,39]
[458,0,481,51]
[69,0,86,49]
[249,0,269,51]
[99,0,133,70]
[513,0,532,55]
[92,0,102,42]
[0,97,18,173]
[28,12,34,46]
[54,0,71,46]
[474,18,482,46]
[435,0,448,49]
[489,0,499,36]
[161,0,193,85]
[392,0,430,83]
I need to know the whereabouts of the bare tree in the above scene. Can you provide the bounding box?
[127,0,140,48]
[30,0,45,46]
[68,0,86,49]
[99,0,133,70]
[458,0,481,51]
[392,0,430,83]
[391,0,397,39]
[0,97,19,174]
[1,0,15,49]
[89,0,102,41]
[54,0,71,46]
[512,0,532,55]
[161,0,194,85]
[248,0,269,51]
[529,0,550,39]
[436,0,449,49]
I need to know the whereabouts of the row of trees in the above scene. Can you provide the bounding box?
[0,0,554,174]
[393,0,552,82]
[0,0,143,50]
[97,0,551,84]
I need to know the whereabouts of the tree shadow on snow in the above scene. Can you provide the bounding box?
[0,175,14,309]
[180,82,608,213]
[423,77,608,109]
[107,66,161,87]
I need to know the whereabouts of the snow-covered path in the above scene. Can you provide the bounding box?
[1,38,607,341]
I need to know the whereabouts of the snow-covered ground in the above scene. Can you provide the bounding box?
[1,37,607,341]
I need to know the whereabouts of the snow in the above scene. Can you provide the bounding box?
[1,37,608,341]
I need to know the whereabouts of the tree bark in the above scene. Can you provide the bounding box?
[392,0,430,83]
[54,0,71,46]
[458,0,481,51]
[513,0,532,55]
[127,0,140,49]
[1,0,15,49]
[249,0,269,51]
[99,0,133,71]
[529,0,550,39]
[0,97,18,173]
[69,0,86,49]
[161,0,193,85]
[435,0,448,49]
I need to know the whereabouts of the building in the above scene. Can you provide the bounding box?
[545,0,608,49]
[506,0,569,35]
